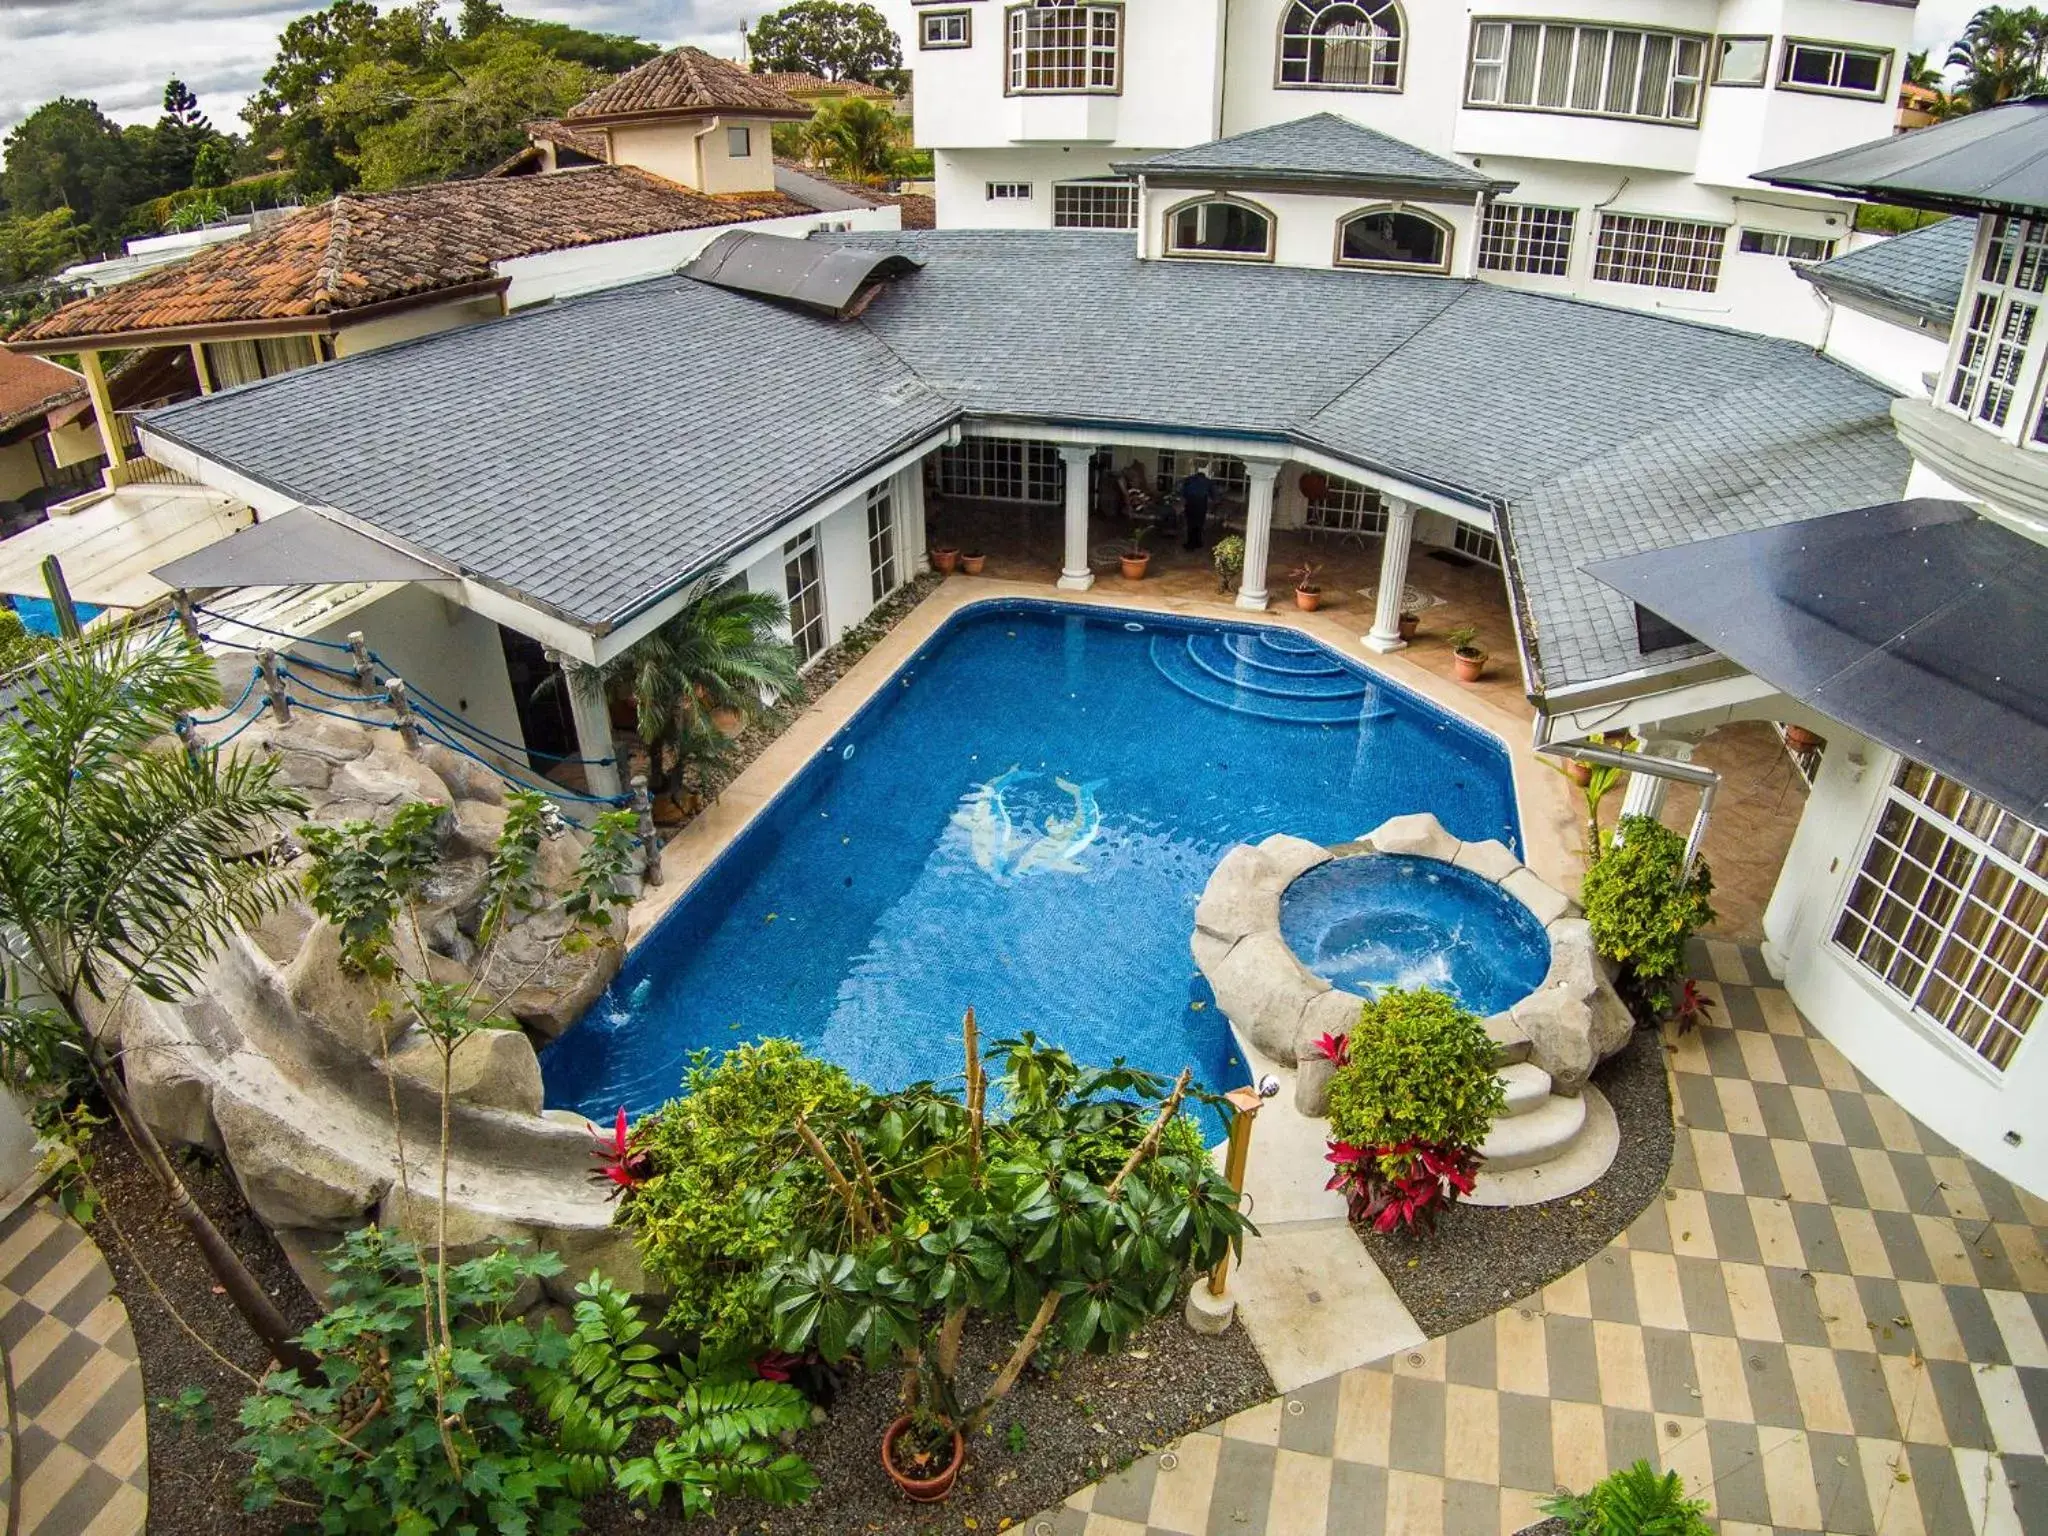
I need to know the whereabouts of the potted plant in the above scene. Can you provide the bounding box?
[1783,722,1822,752]
[959,549,986,575]
[763,1017,1248,1499]
[1120,524,1151,580]
[1212,534,1245,593]
[1446,624,1487,683]
[1398,610,1419,641]
[931,544,960,574]
[1298,469,1329,502]
[1292,561,1323,612]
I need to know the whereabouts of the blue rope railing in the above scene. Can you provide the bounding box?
[192,605,356,652]
[190,666,261,726]
[281,666,386,706]
[413,717,631,807]
[411,694,614,767]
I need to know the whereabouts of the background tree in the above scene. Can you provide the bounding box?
[1,97,140,243]
[1948,5,2048,109]
[144,78,223,200]
[191,138,237,189]
[0,206,87,284]
[799,95,908,183]
[747,0,904,86]
[1902,48,1944,92]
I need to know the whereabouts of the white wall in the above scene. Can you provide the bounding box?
[1763,736,2048,1196]
[0,439,42,501]
[1821,304,1949,399]
[1144,186,1481,274]
[334,295,502,358]
[934,148,1148,229]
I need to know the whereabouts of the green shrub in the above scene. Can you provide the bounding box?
[1542,1458,1714,1535]
[624,1038,866,1349]
[1581,815,1716,987]
[144,172,300,231]
[1855,203,1947,235]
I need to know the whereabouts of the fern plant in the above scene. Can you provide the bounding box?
[530,1272,817,1517]
[1541,1458,1715,1536]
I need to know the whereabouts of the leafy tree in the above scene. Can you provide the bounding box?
[0,206,88,283]
[747,1,904,86]
[1,97,140,240]
[799,95,907,184]
[0,630,313,1369]
[1948,6,2048,109]
[191,138,236,188]
[489,16,661,73]
[1902,48,1944,92]
[145,78,223,197]
[1581,814,1716,993]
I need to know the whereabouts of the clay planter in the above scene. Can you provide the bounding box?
[1565,759,1593,788]
[882,1417,965,1502]
[1453,647,1487,683]
[1783,724,1822,752]
[931,546,960,574]
[607,695,638,733]
[1294,585,1322,612]
[1120,550,1151,580]
[1298,469,1329,501]
[1398,611,1419,641]
[960,551,986,575]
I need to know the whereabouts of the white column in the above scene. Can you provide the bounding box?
[1235,459,1283,610]
[899,462,929,574]
[1619,734,1697,824]
[565,680,624,803]
[1056,444,1096,591]
[1363,496,1416,652]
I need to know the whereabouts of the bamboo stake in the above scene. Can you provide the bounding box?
[795,1112,871,1241]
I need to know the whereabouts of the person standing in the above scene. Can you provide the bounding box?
[1180,465,1215,551]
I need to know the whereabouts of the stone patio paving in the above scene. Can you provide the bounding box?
[1035,942,2048,1536]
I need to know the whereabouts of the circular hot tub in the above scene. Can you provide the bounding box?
[1279,853,1551,1016]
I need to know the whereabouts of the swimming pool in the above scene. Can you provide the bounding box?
[540,600,1521,1119]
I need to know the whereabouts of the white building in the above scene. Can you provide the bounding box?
[909,0,1914,340]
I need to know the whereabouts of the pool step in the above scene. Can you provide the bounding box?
[1151,633,1393,725]
[1185,634,1367,699]
[1498,1060,1553,1116]
[1150,635,1370,724]
[1479,1088,1587,1173]
[1222,630,1351,677]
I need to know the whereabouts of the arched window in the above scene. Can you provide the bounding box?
[1336,206,1451,272]
[1279,0,1404,90]
[1164,197,1275,260]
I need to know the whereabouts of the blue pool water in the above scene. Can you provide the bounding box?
[1280,855,1551,1016]
[7,595,106,636]
[540,601,1521,1119]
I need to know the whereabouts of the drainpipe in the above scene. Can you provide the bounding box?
[1536,736,1719,879]
[690,115,725,191]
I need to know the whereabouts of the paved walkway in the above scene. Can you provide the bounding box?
[0,1196,147,1536]
[1040,945,2048,1535]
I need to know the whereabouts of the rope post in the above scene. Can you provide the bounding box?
[174,715,202,767]
[347,631,375,695]
[174,589,200,646]
[632,774,664,886]
[385,677,420,750]
[257,648,291,723]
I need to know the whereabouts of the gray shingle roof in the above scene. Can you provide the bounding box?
[1798,218,1974,330]
[146,229,1909,694]
[1111,114,1508,196]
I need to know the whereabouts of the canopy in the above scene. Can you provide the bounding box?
[1761,98,2048,217]
[1585,499,2048,823]
[151,506,454,589]
[684,230,923,319]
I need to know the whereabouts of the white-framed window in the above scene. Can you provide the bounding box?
[783,532,827,664]
[865,483,899,602]
[1006,2,1122,93]
[1712,34,1771,85]
[1452,522,1500,565]
[1833,759,2045,1072]
[1779,38,1890,99]
[921,9,971,48]
[1944,215,2048,438]
[1157,451,1249,499]
[1738,229,1834,263]
[1336,205,1451,272]
[1592,213,1727,292]
[1478,202,1575,276]
[1466,19,1706,126]
[1303,472,1387,538]
[933,437,1064,502]
[986,181,1033,201]
[726,125,751,158]
[1165,196,1274,261]
[1052,178,1136,228]
[1278,0,1404,90]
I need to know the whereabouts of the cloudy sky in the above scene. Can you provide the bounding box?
[0,0,1985,141]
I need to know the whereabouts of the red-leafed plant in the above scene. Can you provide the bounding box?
[588,1107,653,1198]
[1324,989,1505,1236]
[1666,978,1717,1034]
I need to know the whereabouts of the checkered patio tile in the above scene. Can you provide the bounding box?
[0,1196,148,1536]
[1031,946,2048,1536]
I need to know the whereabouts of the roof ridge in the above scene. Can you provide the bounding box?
[316,196,355,309]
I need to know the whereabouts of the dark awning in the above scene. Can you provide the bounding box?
[684,230,923,319]
[151,507,455,588]
[1584,499,2048,823]
[1761,97,2048,217]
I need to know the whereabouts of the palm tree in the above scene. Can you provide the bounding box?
[1948,6,2048,109]
[800,96,907,185]
[0,628,313,1369]
[1903,49,1943,91]
[574,578,801,818]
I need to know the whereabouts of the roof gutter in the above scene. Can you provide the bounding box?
[1536,737,1720,878]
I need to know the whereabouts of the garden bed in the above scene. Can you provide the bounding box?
[577,1303,1272,1536]
[1354,1025,1674,1337]
[84,1119,323,1536]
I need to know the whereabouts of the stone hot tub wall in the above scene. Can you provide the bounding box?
[1191,813,1632,1110]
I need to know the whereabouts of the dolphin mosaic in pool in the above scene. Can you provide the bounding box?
[951,768,1106,881]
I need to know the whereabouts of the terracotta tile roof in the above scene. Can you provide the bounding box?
[567,47,811,123]
[525,118,611,163]
[0,352,85,435]
[752,71,894,100]
[6,168,817,347]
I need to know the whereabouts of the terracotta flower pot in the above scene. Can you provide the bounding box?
[1453,648,1487,683]
[1294,586,1321,612]
[1565,760,1593,788]
[1782,724,1822,752]
[1398,611,1419,641]
[960,552,986,575]
[608,694,638,733]
[1120,551,1150,580]
[882,1416,964,1502]
[931,546,960,574]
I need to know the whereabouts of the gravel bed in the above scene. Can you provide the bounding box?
[1513,1518,1571,1535]
[578,1302,1272,1536]
[84,1118,322,1536]
[1355,1026,1675,1337]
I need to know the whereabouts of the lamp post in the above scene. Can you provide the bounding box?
[1185,1074,1279,1335]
